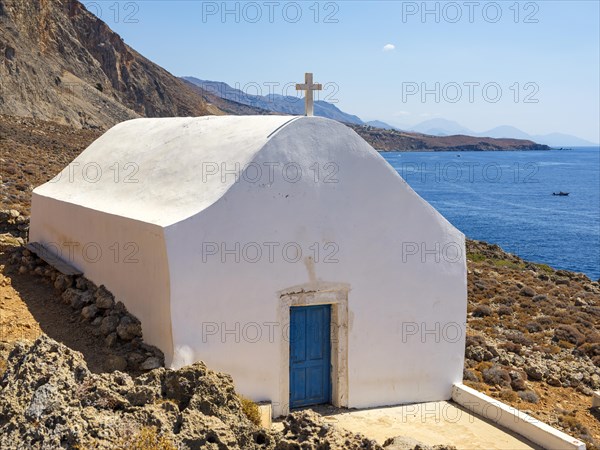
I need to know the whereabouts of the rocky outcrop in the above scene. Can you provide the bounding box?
[0,0,222,129]
[0,335,274,449]
[383,436,457,450]
[0,335,408,449]
[277,410,382,450]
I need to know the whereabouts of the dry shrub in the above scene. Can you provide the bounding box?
[475,361,493,373]
[482,366,511,388]
[463,381,488,393]
[238,395,261,426]
[472,305,492,317]
[558,340,576,349]
[497,296,516,306]
[499,341,522,355]
[0,357,6,378]
[575,343,600,358]
[553,325,585,346]
[525,321,542,333]
[498,389,518,402]
[463,369,482,383]
[537,316,554,326]
[518,390,540,404]
[115,426,176,450]
[465,334,487,348]
[497,305,513,316]
[506,332,533,347]
[559,414,591,437]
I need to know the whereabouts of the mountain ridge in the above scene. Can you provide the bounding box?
[0,0,226,128]
[183,77,363,124]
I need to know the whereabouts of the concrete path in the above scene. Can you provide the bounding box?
[275,401,542,450]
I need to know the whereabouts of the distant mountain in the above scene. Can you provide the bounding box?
[0,0,226,129]
[408,118,474,136]
[525,133,597,147]
[475,126,596,147]
[365,120,398,130]
[407,121,597,147]
[183,77,363,125]
[481,125,533,140]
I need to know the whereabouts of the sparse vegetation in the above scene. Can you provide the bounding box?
[498,389,518,402]
[0,357,6,378]
[482,365,511,387]
[239,395,262,426]
[472,304,492,317]
[115,426,177,450]
[464,240,600,449]
[467,252,486,262]
[517,390,539,404]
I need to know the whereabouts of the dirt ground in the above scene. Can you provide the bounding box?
[0,237,126,374]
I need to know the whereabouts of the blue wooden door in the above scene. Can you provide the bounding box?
[289,305,331,408]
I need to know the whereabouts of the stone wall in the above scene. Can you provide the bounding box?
[8,244,165,373]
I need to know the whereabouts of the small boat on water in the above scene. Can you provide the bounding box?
[552,192,570,196]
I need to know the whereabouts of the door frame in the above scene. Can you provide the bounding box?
[277,283,349,417]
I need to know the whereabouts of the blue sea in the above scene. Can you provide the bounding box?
[381,148,600,280]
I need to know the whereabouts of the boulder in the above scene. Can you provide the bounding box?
[104,355,127,372]
[99,316,120,336]
[95,286,115,309]
[140,357,162,371]
[54,274,73,291]
[116,316,142,341]
[81,305,99,320]
[525,364,545,381]
[105,332,118,348]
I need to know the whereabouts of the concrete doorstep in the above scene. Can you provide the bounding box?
[452,383,586,450]
[271,386,588,450]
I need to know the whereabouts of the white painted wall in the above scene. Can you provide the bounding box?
[163,117,467,416]
[30,116,467,418]
[29,196,174,356]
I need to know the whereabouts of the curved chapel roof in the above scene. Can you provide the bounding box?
[33,115,306,226]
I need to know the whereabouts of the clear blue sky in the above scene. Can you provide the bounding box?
[84,1,599,142]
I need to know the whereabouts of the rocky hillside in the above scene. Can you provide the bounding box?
[0,114,101,215]
[348,124,551,152]
[465,240,600,448]
[0,0,225,129]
